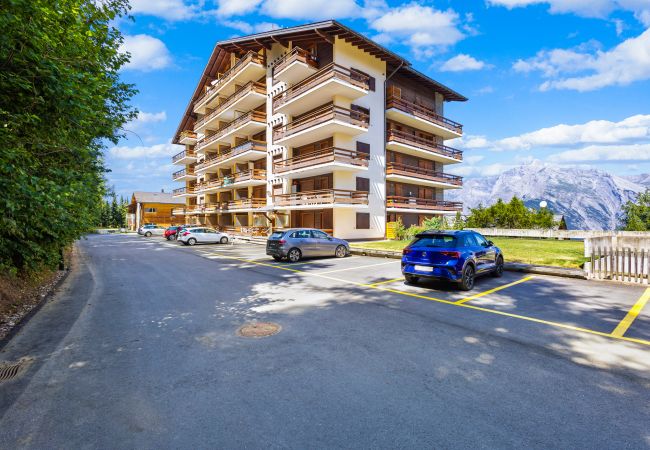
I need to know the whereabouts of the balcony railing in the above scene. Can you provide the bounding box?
[272,47,318,77]
[221,226,270,237]
[194,81,266,131]
[386,196,462,211]
[386,129,463,161]
[225,198,266,210]
[386,95,463,134]
[386,163,463,186]
[172,207,186,215]
[197,111,266,150]
[180,130,197,141]
[196,169,267,191]
[274,189,369,207]
[195,52,265,109]
[273,104,369,142]
[173,187,186,196]
[274,147,369,174]
[195,140,266,171]
[273,63,369,109]
[172,149,196,163]
[172,168,195,180]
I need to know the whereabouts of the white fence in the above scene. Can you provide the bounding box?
[585,247,649,284]
[467,228,650,241]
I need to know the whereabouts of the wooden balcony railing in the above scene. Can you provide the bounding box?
[194,52,265,109]
[272,47,318,77]
[194,81,266,130]
[172,168,195,180]
[273,104,369,141]
[172,207,186,215]
[274,147,369,174]
[196,169,267,191]
[221,226,270,237]
[386,129,463,161]
[172,187,186,196]
[180,130,197,141]
[386,196,462,211]
[195,140,266,171]
[387,95,463,134]
[172,149,196,163]
[273,63,369,109]
[274,189,369,207]
[225,198,266,210]
[386,163,463,186]
[197,111,266,151]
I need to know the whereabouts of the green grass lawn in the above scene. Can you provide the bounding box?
[351,237,587,268]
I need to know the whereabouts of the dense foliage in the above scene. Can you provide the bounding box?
[465,197,556,229]
[98,194,128,228]
[393,213,465,240]
[0,0,136,273]
[622,190,650,231]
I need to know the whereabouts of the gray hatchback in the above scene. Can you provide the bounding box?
[266,228,350,262]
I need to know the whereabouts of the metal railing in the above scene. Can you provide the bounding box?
[195,140,266,171]
[172,187,186,196]
[272,47,318,77]
[273,104,369,141]
[386,95,463,134]
[196,111,266,151]
[273,63,369,109]
[386,196,462,211]
[386,162,463,186]
[172,168,195,180]
[274,189,369,207]
[386,129,463,161]
[274,147,369,174]
[172,149,196,163]
[194,81,266,130]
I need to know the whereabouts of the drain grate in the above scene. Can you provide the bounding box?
[0,357,33,382]
[238,322,281,338]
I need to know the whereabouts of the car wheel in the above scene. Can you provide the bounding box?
[272,256,283,262]
[405,274,419,284]
[287,248,301,263]
[220,236,228,244]
[144,231,152,237]
[335,245,346,258]
[460,265,475,291]
[187,238,197,246]
[492,256,504,278]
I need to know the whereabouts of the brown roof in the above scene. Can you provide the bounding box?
[132,191,185,205]
[173,20,467,143]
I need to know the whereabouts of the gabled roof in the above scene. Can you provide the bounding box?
[132,191,185,204]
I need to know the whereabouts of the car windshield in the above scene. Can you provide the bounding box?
[270,232,285,240]
[410,235,457,248]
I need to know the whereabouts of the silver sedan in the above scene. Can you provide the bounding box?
[266,228,350,262]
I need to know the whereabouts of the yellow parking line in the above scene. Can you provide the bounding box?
[455,276,536,304]
[367,277,404,287]
[191,250,650,347]
[611,288,650,338]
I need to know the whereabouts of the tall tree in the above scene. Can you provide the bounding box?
[622,190,650,231]
[0,0,136,271]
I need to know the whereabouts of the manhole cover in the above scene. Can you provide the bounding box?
[0,357,33,382]
[238,322,281,338]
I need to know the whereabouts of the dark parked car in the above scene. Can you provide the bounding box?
[164,224,190,240]
[401,230,504,290]
[266,228,350,262]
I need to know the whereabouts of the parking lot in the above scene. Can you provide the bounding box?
[2,233,649,448]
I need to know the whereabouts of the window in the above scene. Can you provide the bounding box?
[290,230,311,239]
[473,233,489,247]
[356,177,370,192]
[458,234,475,248]
[412,235,456,247]
[356,141,370,155]
[311,230,329,239]
[356,213,370,229]
[270,231,285,240]
[145,207,156,213]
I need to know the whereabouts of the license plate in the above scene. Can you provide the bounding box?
[414,265,433,272]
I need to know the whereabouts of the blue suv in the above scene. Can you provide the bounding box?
[401,230,504,290]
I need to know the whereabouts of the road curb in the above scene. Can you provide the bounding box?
[350,248,587,279]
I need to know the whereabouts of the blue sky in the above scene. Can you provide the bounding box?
[107,0,650,198]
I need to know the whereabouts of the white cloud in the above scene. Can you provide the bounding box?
[222,20,281,34]
[110,143,183,159]
[216,0,264,17]
[260,0,360,20]
[136,111,167,124]
[440,54,490,72]
[513,28,650,91]
[487,0,650,25]
[370,4,465,55]
[120,35,172,72]
[129,0,199,21]
[548,143,650,162]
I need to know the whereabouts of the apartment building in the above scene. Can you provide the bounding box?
[171,20,466,239]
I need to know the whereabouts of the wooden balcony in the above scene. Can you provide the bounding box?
[172,167,196,181]
[272,47,318,84]
[386,95,463,139]
[197,169,267,192]
[273,104,369,147]
[224,198,266,211]
[196,111,266,151]
[172,207,186,216]
[386,162,462,189]
[172,149,197,165]
[274,147,369,176]
[195,140,266,173]
[194,81,266,132]
[273,63,370,115]
[274,189,369,208]
[386,196,462,212]
[193,52,265,113]
[221,226,270,237]
[179,130,198,145]
[172,187,186,196]
[386,129,462,164]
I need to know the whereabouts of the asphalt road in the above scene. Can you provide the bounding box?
[0,234,649,449]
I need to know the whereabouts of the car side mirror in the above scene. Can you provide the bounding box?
[487,240,494,246]
[327,237,333,241]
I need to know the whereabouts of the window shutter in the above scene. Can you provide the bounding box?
[356,177,370,191]
[356,213,370,229]
[368,76,375,91]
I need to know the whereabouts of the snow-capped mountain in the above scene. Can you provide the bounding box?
[446,162,644,230]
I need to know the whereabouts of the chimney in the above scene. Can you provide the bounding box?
[161,189,164,193]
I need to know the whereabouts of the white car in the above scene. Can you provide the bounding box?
[178,227,230,246]
[138,224,166,237]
